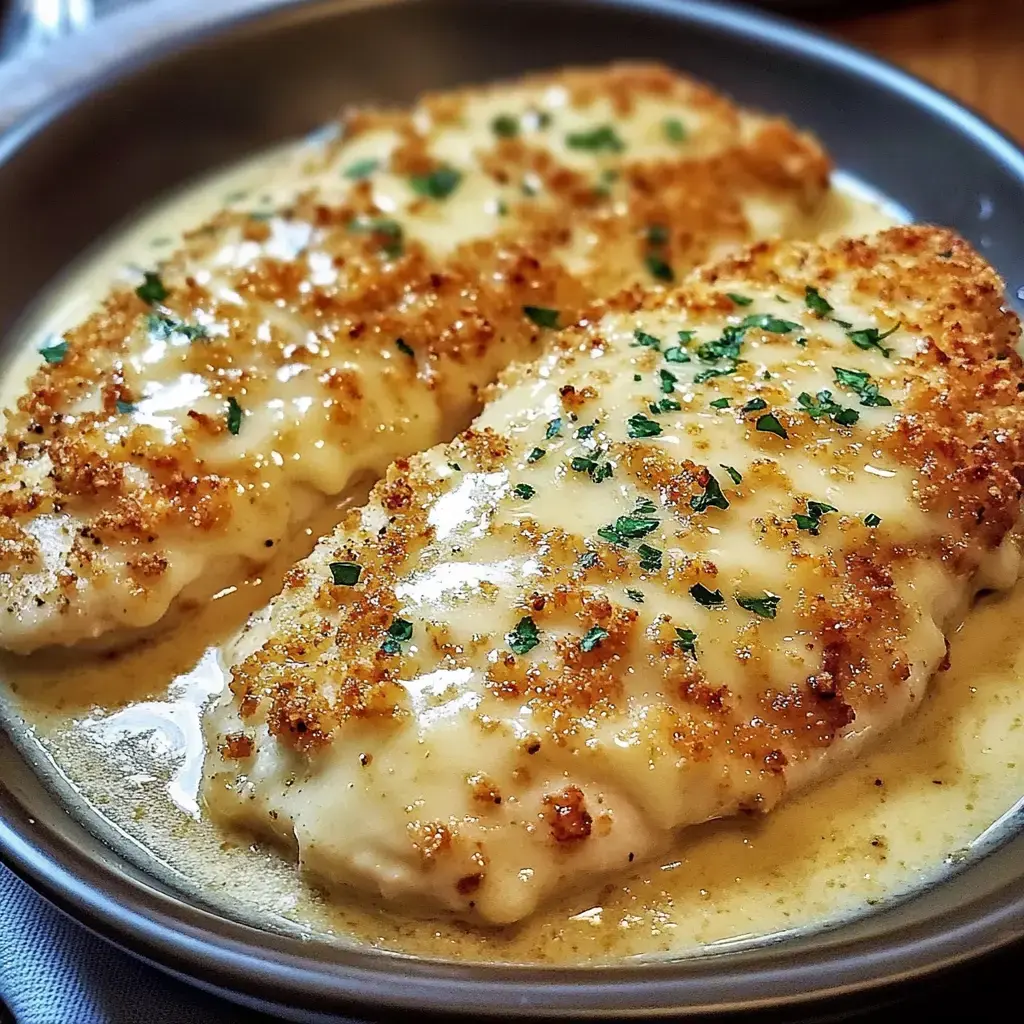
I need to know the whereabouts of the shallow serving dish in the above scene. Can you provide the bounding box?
[2,0,1024,1019]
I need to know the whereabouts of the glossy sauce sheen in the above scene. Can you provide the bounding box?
[2,102,1023,960]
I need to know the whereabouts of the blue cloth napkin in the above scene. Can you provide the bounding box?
[0,862,283,1024]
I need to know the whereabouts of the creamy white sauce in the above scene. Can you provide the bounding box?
[1,143,1022,963]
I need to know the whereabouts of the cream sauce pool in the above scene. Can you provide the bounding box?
[3,148,1022,963]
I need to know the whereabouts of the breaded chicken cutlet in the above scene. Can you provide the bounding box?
[0,64,829,653]
[205,226,1024,924]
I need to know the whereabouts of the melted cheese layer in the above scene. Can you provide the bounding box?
[204,226,1024,924]
[0,64,830,654]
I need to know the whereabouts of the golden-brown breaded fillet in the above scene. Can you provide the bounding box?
[204,226,1024,925]
[0,64,830,653]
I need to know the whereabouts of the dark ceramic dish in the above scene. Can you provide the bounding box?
[1,1,1024,1020]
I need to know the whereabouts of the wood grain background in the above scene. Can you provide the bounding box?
[823,0,1023,141]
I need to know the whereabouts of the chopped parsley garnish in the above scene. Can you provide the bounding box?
[447,462,461,471]
[115,399,137,415]
[545,417,563,439]
[847,323,899,357]
[741,397,767,413]
[659,368,678,393]
[738,313,801,334]
[864,513,882,527]
[527,446,546,463]
[507,616,540,655]
[794,500,838,536]
[678,330,695,343]
[697,325,745,363]
[663,346,691,363]
[690,469,730,513]
[833,366,893,407]
[329,561,362,586]
[649,398,681,415]
[646,224,669,246]
[395,337,415,358]
[674,627,697,656]
[644,254,675,283]
[565,124,625,152]
[637,543,662,571]
[523,305,560,329]
[579,551,600,568]
[635,496,657,515]
[797,389,859,426]
[627,413,662,438]
[737,593,780,619]
[135,271,168,305]
[689,583,726,609]
[226,397,244,435]
[634,374,642,382]
[626,588,644,603]
[513,483,536,500]
[726,292,753,306]
[388,617,413,641]
[576,423,596,440]
[491,113,520,138]
[580,625,610,652]
[804,286,833,317]
[348,216,404,258]
[146,313,208,342]
[663,117,687,143]
[38,338,68,364]
[633,329,662,349]
[410,165,462,199]
[570,455,613,483]
[710,397,730,409]
[755,413,788,439]
[694,361,741,383]
[343,157,380,180]
[599,498,659,546]
[720,464,742,485]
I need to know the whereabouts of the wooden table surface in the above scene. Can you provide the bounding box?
[822,0,1023,141]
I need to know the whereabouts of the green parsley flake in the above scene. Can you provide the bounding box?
[513,483,536,500]
[797,389,859,426]
[135,271,168,305]
[663,346,691,363]
[491,113,520,138]
[580,625,609,652]
[329,561,362,586]
[663,117,687,143]
[226,397,244,435]
[565,124,625,152]
[343,157,380,180]
[545,417,563,439]
[755,412,788,439]
[720,464,742,485]
[147,313,208,342]
[387,617,414,642]
[579,551,600,568]
[726,292,753,306]
[737,593,781,619]
[690,470,730,513]
[39,338,68,364]
[410,165,462,199]
[527,447,546,463]
[659,368,678,394]
[694,361,741,384]
[649,398,681,415]
[395,338,415,358]
[646,224,669,246]
[674,627,697,656]
[523,305,560,329]
[710,397,730,409]
[576,423,596,440]
[833,366,893,407]
[864,513,882,527]
[115,399,137,415]
[626,589,645,603]
[738,313,801,334]
[794,500,838,536]
[804,286,834,317]
[847,323,899,357]
[348,216,404,258]
[638,543,662,571]
[507,616,540,655]
[689,583,726,609]
[627,413,662,438]
[697,325,745,364]
[644,254,675,283]
[677,330,696,343]
[632,329,662,349]
[741,397,767,413]
[447,462,461,472]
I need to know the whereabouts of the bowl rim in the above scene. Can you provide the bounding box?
[2,0,1024,1018]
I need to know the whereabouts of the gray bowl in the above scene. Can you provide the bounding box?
[1,1,1024,1020]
